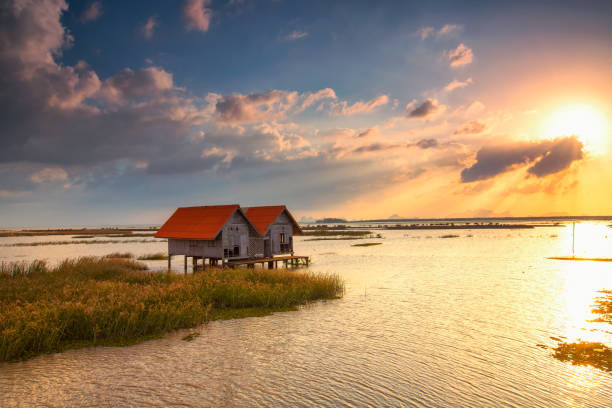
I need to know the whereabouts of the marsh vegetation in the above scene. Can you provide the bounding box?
[0,257,344,362]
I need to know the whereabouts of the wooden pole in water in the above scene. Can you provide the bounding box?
[572,222,575,258]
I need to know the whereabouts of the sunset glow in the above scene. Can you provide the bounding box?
[542,105,609,153]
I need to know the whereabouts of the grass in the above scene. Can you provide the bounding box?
[303,230,372,237]
[440,234,460,239]
[0,229,155,237]
[0,257,344,362]
[137,253,168,261]
[2,239,163,247]
[103,252,134,259]
[351,242,382,247]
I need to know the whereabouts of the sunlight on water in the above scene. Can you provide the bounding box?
[1,221,611,407]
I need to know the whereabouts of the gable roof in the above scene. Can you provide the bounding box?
[244,205,303,236]
[155,204,260,239]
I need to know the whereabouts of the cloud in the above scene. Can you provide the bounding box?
[446,43,473,67]
[444,77,472,92]
[414,138,438,149]
[100,67,174,105]
[30,167,68,183]
[438,24,461,36]
[212,90,299,123]
[285,30,308,41]
[460,136,583,182]
[331,95,389,116]
[183,0,212,32]
[298,88,336,112]
[142,16,158,39]
[419,26,435,40]
[81,1,103,23]
[407,98,446,121]
[419,24,461,40]
[454,120,486,135]
[357,127,379,138]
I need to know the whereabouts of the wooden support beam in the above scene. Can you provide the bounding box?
[184,256,187,274]
[168,254,172,270]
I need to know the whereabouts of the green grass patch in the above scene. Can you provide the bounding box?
[137,252,168,261]
[0,257,344,362]
[351,242,382,247]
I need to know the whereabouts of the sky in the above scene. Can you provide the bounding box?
[1,0,611,227]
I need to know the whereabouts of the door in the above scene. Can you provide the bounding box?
[240,235,248,258]
[264,238,271,257]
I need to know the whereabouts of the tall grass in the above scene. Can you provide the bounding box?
[137,252,168,260]
[0,257,343,362]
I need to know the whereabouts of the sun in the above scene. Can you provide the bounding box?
[541,104,610,153]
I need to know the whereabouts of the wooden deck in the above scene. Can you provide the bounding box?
[226,255,310,268]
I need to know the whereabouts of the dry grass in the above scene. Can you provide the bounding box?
[137,253,168,261]
[0,257,344,362]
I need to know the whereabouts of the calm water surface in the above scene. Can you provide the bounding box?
[1,222,611,407]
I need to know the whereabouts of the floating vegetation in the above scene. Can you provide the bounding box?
[547,291,612,372]
[552,341,611,372]
[0,257,344,362]
[2,239,164,247]
[440,234,460,239]
[182,332,201,342]
[137,252,168,261]
[305,237,363,241]
[103,252,134,259]
[72,235,95,239]
[589,290,612,324]
[351,242,382,247]
[304,230,372,237]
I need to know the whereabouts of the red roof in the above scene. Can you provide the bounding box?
[244,205,303,236]
[155,204,241,239]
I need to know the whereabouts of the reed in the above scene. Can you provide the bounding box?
[137,252,168,261]
[2,239,164,247]
[0,257,343,362]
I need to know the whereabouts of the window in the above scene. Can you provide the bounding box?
[233,246,240,256]
[280,232,286,244]
[189,240,199,248]
[208,240,216,247]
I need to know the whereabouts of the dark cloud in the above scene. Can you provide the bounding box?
[527,136,583,177]
[415,138,438,149]
[460,136,583,183]
[453,120,486,135]
[407,98,444,120]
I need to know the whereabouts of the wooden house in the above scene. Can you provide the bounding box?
[244,205,303,257]
[154,204,263,271]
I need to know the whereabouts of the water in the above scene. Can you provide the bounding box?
[1,222,611,407]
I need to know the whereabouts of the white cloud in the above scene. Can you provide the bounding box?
[331,95,389,116]
[446,43,474,67]
[183,0,213,32]
[444,77,473,92]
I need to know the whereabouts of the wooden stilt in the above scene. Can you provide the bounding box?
[168,254,172,270]
[184,256,187,274]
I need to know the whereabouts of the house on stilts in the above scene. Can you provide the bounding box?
[154,204,307,272]
[244,205,303,257]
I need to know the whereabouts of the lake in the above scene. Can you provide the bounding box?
[1,221,611,407]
